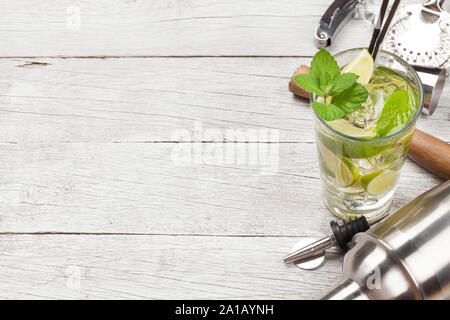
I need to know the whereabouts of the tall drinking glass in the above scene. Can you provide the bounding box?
[312,48,424,222]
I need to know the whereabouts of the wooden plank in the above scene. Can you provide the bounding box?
[1,0,447,300]
[0,142,442,234]
[0,58,448,143]
[0,234,342,299]
[0,0,376,57]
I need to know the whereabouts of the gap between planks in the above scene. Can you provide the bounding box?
[0,55,315,59]
[0,232,311,238]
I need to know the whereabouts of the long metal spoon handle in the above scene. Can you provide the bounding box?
[368,0,389,54]
[372,0,402,60]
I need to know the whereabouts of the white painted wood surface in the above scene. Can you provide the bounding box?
[1,0,372,57]
[0,58,448,143]
[0,0,421,57]
[0,235,345,299]
[0,0,448,299]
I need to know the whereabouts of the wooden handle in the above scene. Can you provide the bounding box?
[408,129,450,180]
[288,65,310,99]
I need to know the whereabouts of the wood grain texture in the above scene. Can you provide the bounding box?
[1,0,375,57]
[0,0,448,300]
[409,130,450,180]
[0,234,343,299]
[0,142,442,234]
[0,58,448,143]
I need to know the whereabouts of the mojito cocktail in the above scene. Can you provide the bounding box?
[295,48,423,222]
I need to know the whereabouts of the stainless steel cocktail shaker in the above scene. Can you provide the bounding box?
[322,180,450,300]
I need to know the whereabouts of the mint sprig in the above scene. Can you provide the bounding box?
[293,49,369,121]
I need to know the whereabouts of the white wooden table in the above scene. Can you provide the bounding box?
[0,0,447,299]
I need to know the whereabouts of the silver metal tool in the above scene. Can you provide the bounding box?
[381,0,449,113]
[381,0,450,69]
[413,65,446,114]
[314,0,389,48]
[322,180,450,300]
[314,0,361,48]
[289,238,326,270]
[283,215,372,265]
[285,237,333,268]
[369,0,401,59]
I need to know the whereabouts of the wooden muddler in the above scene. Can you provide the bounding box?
[289,65,450,180]
[409,130,450,180]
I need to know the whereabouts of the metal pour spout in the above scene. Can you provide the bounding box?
[283,216,370,265]
[283,236,335,264]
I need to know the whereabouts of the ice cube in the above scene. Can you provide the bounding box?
[347,90,384,129]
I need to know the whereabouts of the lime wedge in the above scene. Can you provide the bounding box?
[328,119,377,138]
[318,142,359,187]
[361,170,399,195]
[342,49,374,84]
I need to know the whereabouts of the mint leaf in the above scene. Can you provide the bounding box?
[331,83,369,115]
[293,73,323,96]
[328,73,359,96]
[310,49,340,81]
[311,102,345,121]
[376,90,414,137]
[320,72,332,94]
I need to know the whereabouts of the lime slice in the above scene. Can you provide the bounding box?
[346,179,365,193]
[318,143,359,187]
[328,119,377,138]
[380,143,407,165]
[342,49,374,84]
[361,170,399,195]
